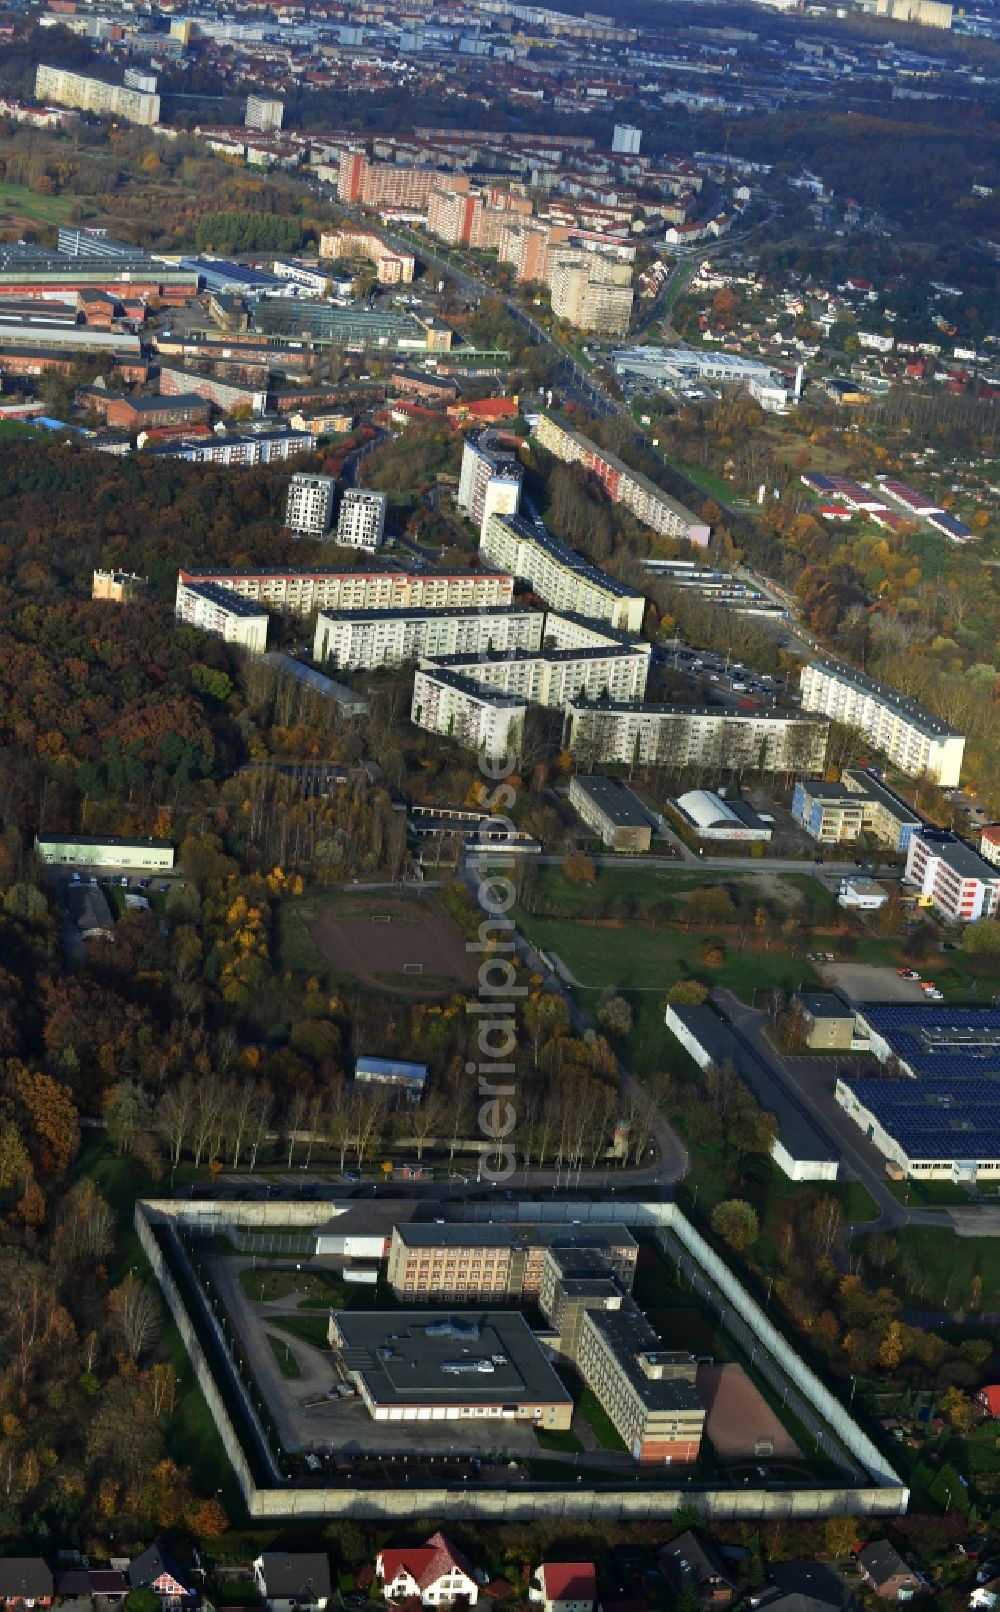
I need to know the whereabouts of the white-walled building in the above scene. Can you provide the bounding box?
[35,64,160,124]
[799,660,965,788]
[411,665,527,757]
[245,95,283,131]
[337,488,388,550]
[285,472,335,536]
[563,700,829,774]
[904,829,1000,922]
[177,567,514,616]
[481,512,645,633]
[174,579,268,652]
[314,606,543,671]
[457,431,523,533]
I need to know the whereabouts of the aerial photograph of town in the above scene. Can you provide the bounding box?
[2,0,1000,1601]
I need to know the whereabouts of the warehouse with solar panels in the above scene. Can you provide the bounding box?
[835,1005,1000,1182]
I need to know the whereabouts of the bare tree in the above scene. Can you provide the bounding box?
[110,1274,161,1361]
[156,1074,197,1168]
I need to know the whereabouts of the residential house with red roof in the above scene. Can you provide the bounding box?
[376,1533,480,1606]
[529,1563,596,1612]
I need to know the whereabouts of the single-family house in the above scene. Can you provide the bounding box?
[0,1561,54,1610]
[376,1532,480,1606]
[977,1386,1000,1419]
[659,1535,738,1608]
[253,1554,331,1612]
[529,1563,596,1612]
[751,1563,852,1612]
[128,1545,197,1610]
[856,1543,919,1602]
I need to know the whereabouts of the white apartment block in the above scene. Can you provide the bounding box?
[412,666,528,758]
[176,568,515,616]
[174,580,268,653]
[904,829,1000,923]
[35,64,160,125]
[457,432,523,534]
[799,661,965,788]
[245,94,283,131]
[285,472,335,536]
[481,512,645,634]
[563,700,830,773]
[314,607,544,671]
[534,414,710,546]
[336,488,388,550]
[420,638,650,710]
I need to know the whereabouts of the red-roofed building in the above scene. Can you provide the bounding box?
[529,1563,596,1612]
[817,505,852,521]
[979,1384,1000,1418]
[376,1534,480,1607]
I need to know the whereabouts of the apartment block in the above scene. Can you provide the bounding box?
[427,186,482,247]
[387,1224,638,1304]
[336,489,387,551]
[285,472,335,536]
[337,150,467,212]
[904,829,1000,923]
[421,637,650,711]
[568,774,652,852]
[314,606,543,671]
[457,431,523,533]
[499,223,555,284]
[799,660,965,788]
[319,229,414,284]
[563,700,830,774]
[148,431,312,466]
[245,95,283,131]
[411,665,527,758]
[176,568,514,617]
[35,65,160,125]
[481,512,645,633]
[174,580,268,653]
[534,414,710,546]
[548,251,634,336]
[791,769,922,852]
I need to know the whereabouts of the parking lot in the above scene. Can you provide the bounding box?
[651,640,787,712]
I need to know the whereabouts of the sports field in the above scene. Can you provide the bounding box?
[278,890,478,996]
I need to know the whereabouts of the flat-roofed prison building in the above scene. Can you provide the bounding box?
[327,1310,574,1431]
[387,1223,639,1303]
[799,660,965,788]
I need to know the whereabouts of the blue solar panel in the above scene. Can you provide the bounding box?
[846,1008,1000,1159]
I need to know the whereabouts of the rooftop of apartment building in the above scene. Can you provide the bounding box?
[805,659,962,739]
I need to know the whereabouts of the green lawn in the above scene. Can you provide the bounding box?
[268,1313,333,1349]
[0,180,76,224]
[160,1317,246,1521]
[266,1332,301,1380]
[577,1387,628,1451]
[273,897,332,979]
[534,1426,584,1454]
[855,1224,1000,1312]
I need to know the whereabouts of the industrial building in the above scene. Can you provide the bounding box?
[285,473,336,537]
[836,1005,1000,1181]
[457,431,523,534]
[35,835,175,871]
[174,578,269,652]
[534,414,710,546]
[176,567,514,618]
[336,489,388,551]
[563,700,829,774]
[314,606,543,672]
[567,774,652,852]
[903,829,1000,923]
[481,512,645,633]
[327,1310,574,1431]
[664,1003,839,1181]
[612,346,791,410]
[799,661,965,789]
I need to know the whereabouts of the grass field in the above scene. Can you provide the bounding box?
[855,1224,1000,1312]
[0,180,76,225]
[578,1387,628,1451]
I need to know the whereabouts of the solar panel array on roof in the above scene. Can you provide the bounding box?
[928,511,975,542]
[839,1073,1000,1160]
[860,1005,1000,1079]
